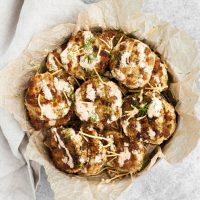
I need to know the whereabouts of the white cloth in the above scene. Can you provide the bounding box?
[0,0,87,199]
[1,0,200,200]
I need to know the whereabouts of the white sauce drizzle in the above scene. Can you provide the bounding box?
[108,82,122,108]
[120,51,131,67]
[41,104,58,119]
[52,128,74,168]
[86,84,96,101]
[106,135,116,152]
[68,128,82,144]
[148,128,156,139]
[54,77,73,94]
[136,121,142,132]
[153,75,160,84]
[118,143,131,167]
[40,80,53,100]
[57,102,70,116]
[83,31,94,42]
[122,120,129,135]
[60,43,79,65]
[76,101,98,121]
[147,97,163,118]
[79,54,100,71]
[90,154,103,165]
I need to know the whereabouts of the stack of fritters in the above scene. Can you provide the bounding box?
[25,30,176,177]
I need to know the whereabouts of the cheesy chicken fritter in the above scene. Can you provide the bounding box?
[25,72,74,130]
[45,126,88,173]
[121,92,176,144]
[75,78,122,126]
[103,131,145,173]
[80,124,107,175]
[45,125,107,175]
[110,38,156,89]
[60,31,110,80]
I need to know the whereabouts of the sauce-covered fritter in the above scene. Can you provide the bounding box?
[110,38,156,89]
[103,131,145,173]
[60,31,110,80]
[45,125,107,175]
[80,125,107,175]
[45,127,88,173]
[121,92,176,144]
[75,78,122,126]
[25,72,74,130]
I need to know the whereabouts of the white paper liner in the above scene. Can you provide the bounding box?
[0,0,200,199]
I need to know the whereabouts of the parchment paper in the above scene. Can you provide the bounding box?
[0,0,200,199]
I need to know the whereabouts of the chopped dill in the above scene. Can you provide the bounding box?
[90,112,100,122]
[130,99,150,117]
[85,53,97,64]
[57,107,67,113]
[138,103,150,117]
[84,37,94,52]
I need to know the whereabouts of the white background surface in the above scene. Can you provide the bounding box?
[0,0,200,200]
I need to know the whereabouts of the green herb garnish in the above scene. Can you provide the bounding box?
[90,112,100,122]
[57,107,67,113]
[85,53,97,64]
[84,37,94,51]
[138,103,150,117]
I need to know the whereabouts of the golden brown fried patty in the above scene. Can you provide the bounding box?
[45,125,107,175]
[25,72,74,130]
[103,131,145,173]
[45,127,88,173]
[121,92,176,144]
[80,125,107,175]
[60,31,110,80]
[75,78,122,126]
[110,38,156,89]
